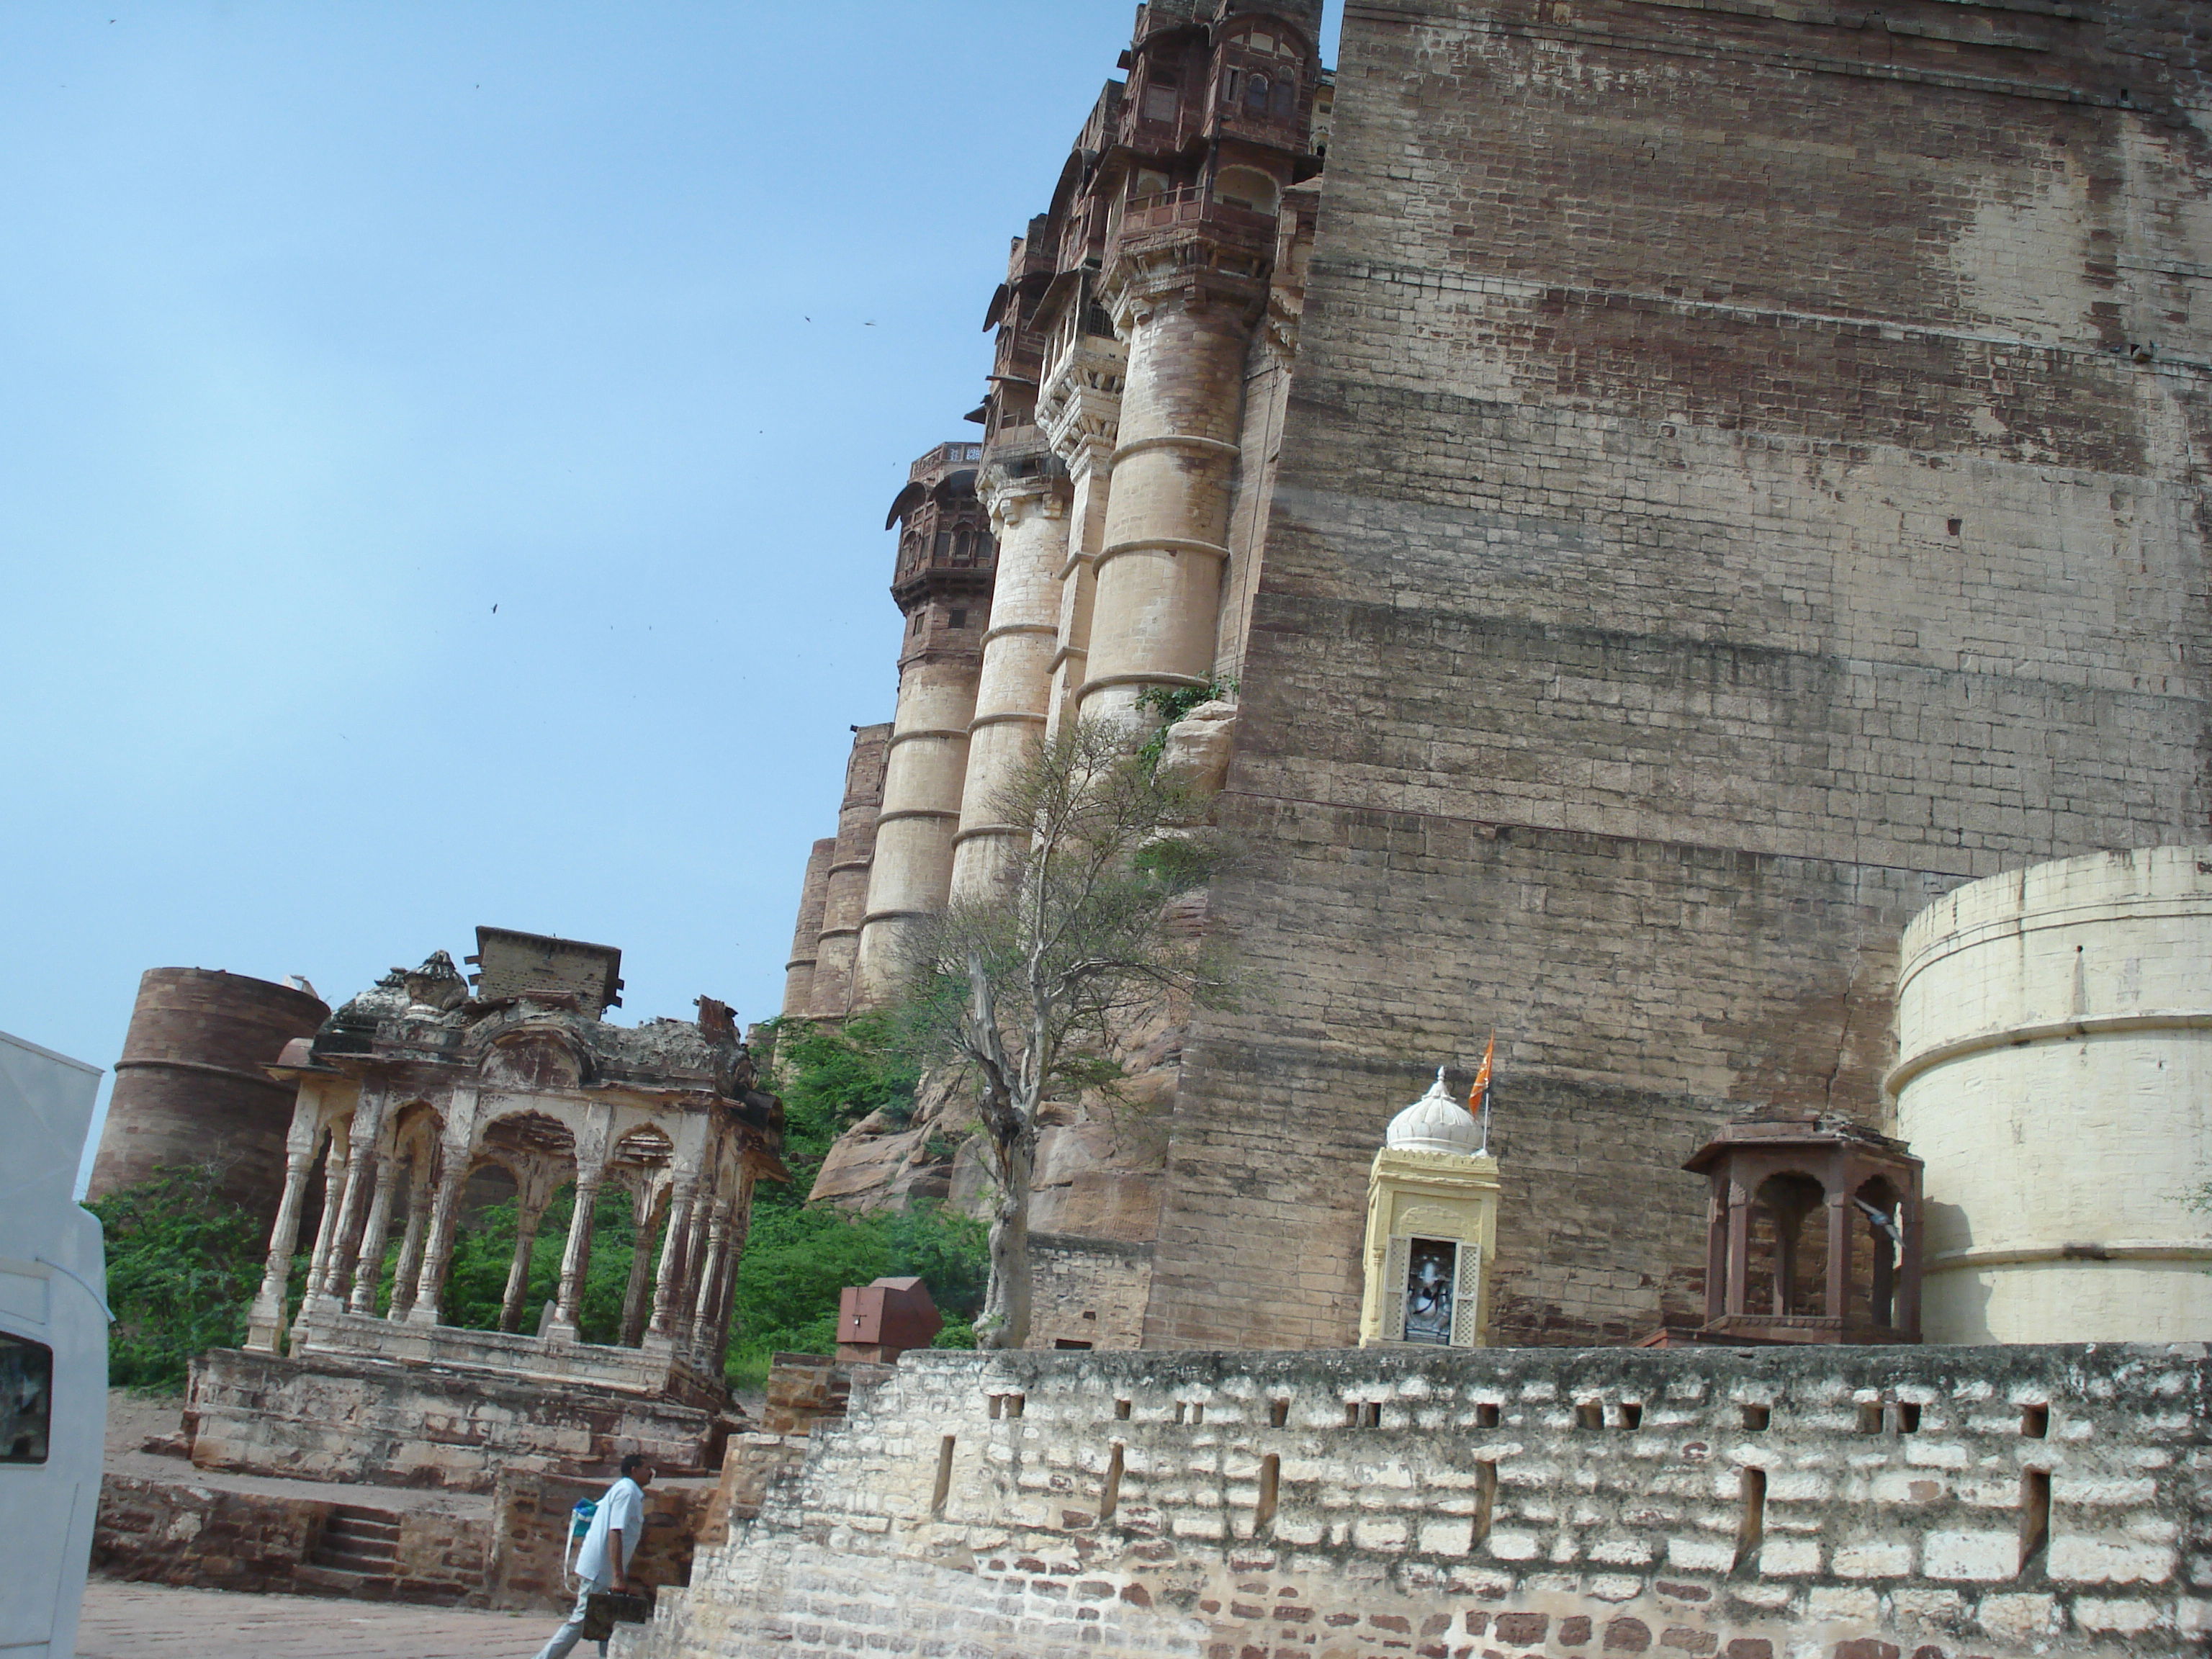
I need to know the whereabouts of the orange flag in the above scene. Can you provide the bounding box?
[1467,1033,1494,1114]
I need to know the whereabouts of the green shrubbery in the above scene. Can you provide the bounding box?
[88,1164,265,1392]
[723,1015,984,1386]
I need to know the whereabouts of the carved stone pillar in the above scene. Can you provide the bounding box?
[708,1181,755,1366]
[319,1089,390,1304]
[544,1157,606,1344]
[1701,1181,1730,1327]
[246,1112,323,1352]
[385,1154,433,1321]
[1724,1181,1752,1321]
[619,1182,665,1348]
[406,1092,482,1328]
[498,1167,557,1334]
[289,1125,351,1345]
[686,1200,732,1367]
[644,1181,697,1349]
[1825,1191,1853,1324]
[347,1150,401,1316]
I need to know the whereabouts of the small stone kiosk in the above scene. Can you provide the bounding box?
[186,928,787,1491]
[1674,1111,1923,1344]
[1357,1069,1501,1347]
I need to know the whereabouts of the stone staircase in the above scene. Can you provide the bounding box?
[309,1504,402,1582]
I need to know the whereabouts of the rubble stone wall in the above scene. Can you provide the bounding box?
[1142,0,2212,1349]
[92,1467,709,1611]
[620,1343,2211,1659]
[91,1474,485,1604]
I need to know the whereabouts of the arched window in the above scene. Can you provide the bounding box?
[1244,72,1271,117]
[1213,166,1279,215]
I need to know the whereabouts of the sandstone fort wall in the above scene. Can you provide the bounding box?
[1141,0,2212,1349]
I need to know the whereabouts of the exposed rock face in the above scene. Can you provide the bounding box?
[1157,700,1237,796]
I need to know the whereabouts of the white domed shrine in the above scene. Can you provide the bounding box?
[1358,1062,1503,1349]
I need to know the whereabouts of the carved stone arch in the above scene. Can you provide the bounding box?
[385,1099,444,1158]
[611,1123,675,1174]
[477,1108,579,1169]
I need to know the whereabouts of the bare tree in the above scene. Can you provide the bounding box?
[892,718,1238,1349]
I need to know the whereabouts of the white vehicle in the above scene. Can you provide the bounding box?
[0,1031,107,1659]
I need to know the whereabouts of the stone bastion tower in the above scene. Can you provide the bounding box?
[781,0,2212,1353]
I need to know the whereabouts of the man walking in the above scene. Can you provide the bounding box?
[531,1452,655,1659]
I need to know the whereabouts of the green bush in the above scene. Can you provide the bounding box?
[719,1018,983,1388]
[723,1202,985,1386]
[89,1164,266,1392]
[758,1014,920,1203]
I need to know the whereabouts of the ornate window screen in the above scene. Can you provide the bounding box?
[1449,1241,1484,1348]
[1380,1235,1412,1341]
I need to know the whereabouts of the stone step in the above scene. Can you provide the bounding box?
[313,1506,403,1575]
[327,1505,403,1537]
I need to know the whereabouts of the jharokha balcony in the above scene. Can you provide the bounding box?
[1110,185,1280,266]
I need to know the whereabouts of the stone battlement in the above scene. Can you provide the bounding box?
[624,1342,2211,1659]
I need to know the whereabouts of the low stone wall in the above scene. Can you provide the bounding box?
[619,1343,2211,1659]
[485,1470,711,1607]
[758,1352,891,1434]
[188,1346,728,1491]
[94,1465,711,1611]
[91,1473,485,1604]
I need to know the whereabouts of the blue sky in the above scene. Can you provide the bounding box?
[2,2,1341,1138]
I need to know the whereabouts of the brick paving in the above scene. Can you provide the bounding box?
[78,1580,548,1658]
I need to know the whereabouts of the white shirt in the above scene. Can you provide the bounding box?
[573,1476,647,1588]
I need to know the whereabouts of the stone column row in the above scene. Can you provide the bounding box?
[245,1085,752,1378]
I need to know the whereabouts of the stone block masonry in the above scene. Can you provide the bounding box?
[188,1347,728,1493]
[1138,0,2212,1351]
[621,1342,2211,1659]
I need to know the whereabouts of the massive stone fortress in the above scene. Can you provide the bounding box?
[782,0,2212,1350]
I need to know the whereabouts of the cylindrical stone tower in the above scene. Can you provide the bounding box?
[781,837,836,1017]
[1889,846,2212,1343]
[950,445,1071,900]
[853,443,994,999]
[1077,289,1254,722]
[89,968,331,1224]
[1074,1,1321,724]
[806,724,892,1021]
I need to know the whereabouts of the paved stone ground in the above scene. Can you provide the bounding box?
[78,1580,548,1658]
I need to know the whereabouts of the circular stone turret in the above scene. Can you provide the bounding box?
[89,967,331,1226]
[1385,1069,1486,1156]
[1890,846,2212,1344]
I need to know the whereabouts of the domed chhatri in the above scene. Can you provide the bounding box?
[1359,1063,1501,1349]
[1385,1066,1488,1156]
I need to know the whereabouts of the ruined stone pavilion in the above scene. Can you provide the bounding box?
[186,927,786,1491]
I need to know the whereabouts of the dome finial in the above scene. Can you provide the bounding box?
[1385,1064,1485,1156]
